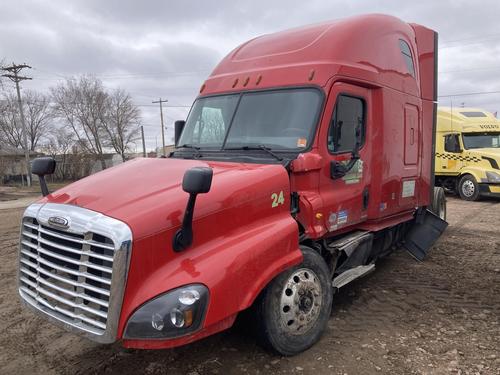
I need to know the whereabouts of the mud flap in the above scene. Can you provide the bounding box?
[404,209,448,261]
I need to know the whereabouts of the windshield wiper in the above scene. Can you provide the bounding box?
[225,145,283,161]
[177,144,202,158]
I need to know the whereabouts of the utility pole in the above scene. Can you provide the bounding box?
[140,125,146,157]
[1,63,32,186]
[152,98,168,156]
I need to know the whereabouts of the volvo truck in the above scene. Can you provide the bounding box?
[435,107,500,200]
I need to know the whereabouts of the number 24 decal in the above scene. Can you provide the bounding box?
[271,191,285,207]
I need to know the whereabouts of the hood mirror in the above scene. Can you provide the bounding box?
[173,167,213,252]
[31,157,56,196]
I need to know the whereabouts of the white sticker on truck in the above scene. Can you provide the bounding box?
[402,180,416,198]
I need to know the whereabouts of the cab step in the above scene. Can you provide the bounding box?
[326,230,372,255]
[332,263,375,289]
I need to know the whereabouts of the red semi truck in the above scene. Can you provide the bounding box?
[19,14,447,355]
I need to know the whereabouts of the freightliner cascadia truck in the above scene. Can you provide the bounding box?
[18,14,447,355]
[435,107,500,200]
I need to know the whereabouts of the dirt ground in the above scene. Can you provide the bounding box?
[0,196,498,375]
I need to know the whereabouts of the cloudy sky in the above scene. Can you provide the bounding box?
[1,0,500,150]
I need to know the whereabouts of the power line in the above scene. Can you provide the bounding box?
[439,66,500,74]
[135,103,191,108]
[440,32,500,45]
[27,71,199,103]
[438,90,500,98]
[33,69,211,81]
[439,35,500,49]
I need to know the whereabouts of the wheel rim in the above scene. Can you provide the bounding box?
[279,268,322,335]
[462,180,475,197]
[438,197,446,220]
[438,195,446,220]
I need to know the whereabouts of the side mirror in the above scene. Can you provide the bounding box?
[31,157,56,196]
[330,160,349,179]
[173,167,213,252]
[331,120,362,179]
[182,166,213,194]
[174,120,186,146]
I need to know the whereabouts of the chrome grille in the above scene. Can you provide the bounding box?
[18,203,132,343]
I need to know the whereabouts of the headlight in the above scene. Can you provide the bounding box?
[123,284,209,339]
[486,171,500,183]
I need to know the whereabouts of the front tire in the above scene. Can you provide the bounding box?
[458,174,480,201]
[256,246,333,356]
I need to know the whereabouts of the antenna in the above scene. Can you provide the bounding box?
[450,100,454,133]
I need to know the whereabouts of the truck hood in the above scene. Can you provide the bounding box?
[468,148,500,168]
[468,148,500,160]
[42,157,290,239]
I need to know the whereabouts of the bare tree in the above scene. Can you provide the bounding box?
[0,90,54,151]
[0,59,5,91]
[43,128,74,157]
[40,128,75,180]
[0,92,23,148]
[66,142,94,180]
[51,76,109,170]
[24,90,54,151]
[103,89,140,162]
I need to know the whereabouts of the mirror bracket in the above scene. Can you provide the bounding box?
[173,194,197,251]
[172,167,213,252]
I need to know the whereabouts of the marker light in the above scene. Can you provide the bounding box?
[124,284,209,339]
[184,309,193,327]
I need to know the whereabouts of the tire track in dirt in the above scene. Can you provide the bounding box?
[0,198,499,374]
[328,199,500,353]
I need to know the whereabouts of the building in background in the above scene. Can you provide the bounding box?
[0,146,41,184]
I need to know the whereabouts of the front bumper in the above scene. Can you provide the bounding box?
[122,314,237,349]
[479,183,500,199]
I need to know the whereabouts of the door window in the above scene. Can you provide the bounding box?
[444,134,462,153]
[327,95,365,153]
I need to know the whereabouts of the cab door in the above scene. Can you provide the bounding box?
[441,133,464,174]
[318,82,372,232]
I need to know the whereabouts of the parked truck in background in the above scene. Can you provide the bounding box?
[18,14,447,356]
[435,107,500,200]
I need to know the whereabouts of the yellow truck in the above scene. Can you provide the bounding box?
[435,107,500,200]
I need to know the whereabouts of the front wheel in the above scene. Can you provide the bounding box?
[256,246,333,356]
[458,174,480,201]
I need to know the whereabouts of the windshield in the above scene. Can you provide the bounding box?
[462,132,500,149]
[178,88,322,151]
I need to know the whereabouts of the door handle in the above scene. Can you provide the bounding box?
[363,187,369,210]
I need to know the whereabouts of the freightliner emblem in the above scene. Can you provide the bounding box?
[48,216,69,229]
